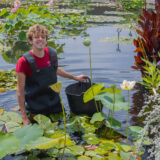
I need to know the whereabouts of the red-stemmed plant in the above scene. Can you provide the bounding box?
[132,0,160,76]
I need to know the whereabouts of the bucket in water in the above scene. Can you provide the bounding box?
[65,78,102,116]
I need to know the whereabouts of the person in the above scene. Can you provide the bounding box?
[16,24,88,126]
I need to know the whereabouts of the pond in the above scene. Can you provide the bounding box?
[0,2,142,131]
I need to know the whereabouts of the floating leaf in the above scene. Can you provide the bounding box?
[106,118,121,129]
[90,112,106,124]
[108,153,122,160]
[5,121,21,133]
[0,111,22,125]
[83,83,104,103]
[50,82,62,93]
[83,133,101,144]
[34,114,55,137]
[14,124,43,147]
[120,151,135,160]
[78,155,91,160]
[0,133,20,159]
[25,137,64,150]
[67,145,85,156]
[119,144,133,152]
[85,151,99,157]
[127,126,143,139]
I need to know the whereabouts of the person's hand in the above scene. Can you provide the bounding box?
[23,117,31,126]
[75,75,88,82]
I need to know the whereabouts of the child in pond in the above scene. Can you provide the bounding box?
[16,24,88,126]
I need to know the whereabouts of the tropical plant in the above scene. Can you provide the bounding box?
[139,58,160,94]
[132,0,160,76]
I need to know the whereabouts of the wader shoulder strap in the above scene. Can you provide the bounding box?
[23,52,39,72]
[48,47,58,69]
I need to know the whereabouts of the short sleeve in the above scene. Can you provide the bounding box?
[15,56,32,77]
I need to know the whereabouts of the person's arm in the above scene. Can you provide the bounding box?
[17,72,31,126]
[57,67,88,82]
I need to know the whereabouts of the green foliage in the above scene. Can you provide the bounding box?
[139,59,160,93]
[0,5,87,41]
[0,70,17,90]
[90,112,106,124]
[118,0,145,11]
[106,118,121,129]
[0,133,20,159]
[83,83,104,103]
[14,124,43,147]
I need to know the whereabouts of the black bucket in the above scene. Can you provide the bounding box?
[65,79,102,116]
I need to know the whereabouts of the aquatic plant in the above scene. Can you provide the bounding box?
[139,58,160,94]
[50,82,66,160]
[83,38,99,112]
[132,1,160,76]
[120,80,136,142]
[11,0,21,13]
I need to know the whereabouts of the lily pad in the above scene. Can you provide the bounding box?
[0,133,20,159]
[100,36,135,45]
[90,112,106,124]
[67,145,85,156]
[83,83,104,103]
[14,124,43,148]
[82,133,101,145]
[108,153,122,160]
[34,114,55,137]
[106,118,121,129]
[50,82,62,93]
[78,155,91,160]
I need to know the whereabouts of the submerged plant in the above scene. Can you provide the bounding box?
[120,80,136,142]
[50,82,66,160]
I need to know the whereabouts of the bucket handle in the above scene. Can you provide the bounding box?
[80,77,91,92]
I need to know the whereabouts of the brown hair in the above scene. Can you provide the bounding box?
[27,24,49,42]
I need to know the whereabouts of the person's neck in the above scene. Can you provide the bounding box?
[32,47,45,58]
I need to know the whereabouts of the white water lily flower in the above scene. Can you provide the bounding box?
[120,80,136,90]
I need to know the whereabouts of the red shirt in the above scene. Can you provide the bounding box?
[15,47,51,77]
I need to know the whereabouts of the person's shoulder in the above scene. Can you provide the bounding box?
[47,46,57,55]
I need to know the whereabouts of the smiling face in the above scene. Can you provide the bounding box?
[27,24,49,50]
[29,34,47,50]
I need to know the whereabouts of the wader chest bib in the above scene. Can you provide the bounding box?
[23,47,62,114]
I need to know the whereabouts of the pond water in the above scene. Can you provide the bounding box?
[0,4,142,133]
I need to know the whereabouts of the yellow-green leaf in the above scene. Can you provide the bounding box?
[50,82,62,93]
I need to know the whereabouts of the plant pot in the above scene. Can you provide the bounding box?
[65,79,102,116]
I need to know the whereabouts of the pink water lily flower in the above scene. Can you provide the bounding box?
[157,61,160,66]
[11,0,21,13]
[47,0,54,7]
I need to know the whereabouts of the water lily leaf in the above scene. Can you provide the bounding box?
[90,112,106,124]
[82,133,101,144]
[0,111,22,125]
[34,114,55,137]
[119,144,133,152]
[50,82,62,93]
[108,153,122,160]
[99,93,128,111]
[14,124,43,147]
[0,108,4,115]
[100,87,121,94]
[50,112,63,121]
[120,151,135,160]
[127,126,143,139]
[0,133,20,159]
[92,155,106,160]
[83,83,104,103]
[85,150,99,157]
[67,145,85,156]
[18,31,26,41]
[5,121,21,132]
[98,140,118,151]
[106,118,121,129]
[78,155,91,160]
[25,136,64,150]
